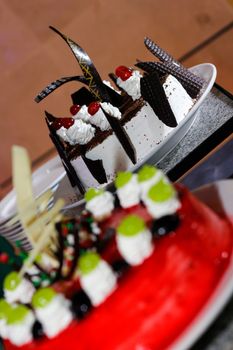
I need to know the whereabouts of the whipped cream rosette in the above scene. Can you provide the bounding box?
[143,178,181,218]
[116,68,142,101]
[115,171,140,208]
[78,251,117,306]
[7,305,35,346]
[85,188,115,221]
[32,287,72,338]
[137,165,163,199]
[116,215,153,266]
[0,299,12,339]
[3,272,35,304]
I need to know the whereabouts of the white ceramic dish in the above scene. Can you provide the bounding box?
[0,155,65,223]
[170,180,233,350]
[55,63,217,210]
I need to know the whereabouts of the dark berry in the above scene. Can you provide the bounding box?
[71,290,92,319]
[88,101,100,116]
[115,66,132,81]
[70,104,81,116]
[152,214,180,237]
[32,321,44,340]
[111,259,129,278]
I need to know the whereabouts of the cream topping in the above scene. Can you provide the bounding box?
[8,312,34,346]
[80,260,117,306]
[57,119,95,146]
[139,170,164,200]
[143,195,181,219]
[101,102,121,120]
[0,319,8,339]
[35,294,72,338]
[4,279,35,304]
[90,108,111,131]
[73,105,90,122]
[116,229,153,266]
[86,191,115,219]
[117,70,142,101]
[117,175,140,208]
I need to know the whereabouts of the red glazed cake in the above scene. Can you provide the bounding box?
[1,165,232,350]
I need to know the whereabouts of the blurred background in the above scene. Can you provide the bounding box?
[0,0,233,198]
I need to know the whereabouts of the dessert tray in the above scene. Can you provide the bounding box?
[54,62,217,210]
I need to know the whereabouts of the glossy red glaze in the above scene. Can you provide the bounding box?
[88,102,100,116]
[115,65,133,81]
[70,104,81,116]
[5,188,233,350]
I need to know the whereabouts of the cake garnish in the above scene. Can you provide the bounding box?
[116,215,153,265]
[144,178,181,218]
[32,287,73,338]
[78,251,117,306]
[3,271,35,304]
[7,305,35,346]
[138,165,163,198]
[115,171,140,208]
[0,299,12,339]
[85,188,114,221]
[115,66,142,101]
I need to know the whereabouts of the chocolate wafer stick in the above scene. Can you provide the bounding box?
[140,71,177,127]
[144,37,205,88]
[136,61,202,98]
[35,76,88,103]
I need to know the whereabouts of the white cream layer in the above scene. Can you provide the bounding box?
[117,70,142,101]
[117,175,140,208]
[35,295,72,338]
[80,260,117,306]
[143,196,181,219]
[4,279,35,304]
[8,312,35,346]
[116,229,153,266]
[0,319,8,339]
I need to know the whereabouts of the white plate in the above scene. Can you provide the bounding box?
[0,155,65,222]
[55,63,217,210]
[170,180,233,350]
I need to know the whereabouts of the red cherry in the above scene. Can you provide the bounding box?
[52,118,74,130]
[115,66,132,81]
[0,253,9,264]
[70,104,81,116]
[88,102,100,116]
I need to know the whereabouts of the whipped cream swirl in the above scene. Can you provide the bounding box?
[117,174,140,208]
[57,119,95,146]
[4,279,35,304]
[86,191,115,220]
[8,312,35,346]
[117,70,142,101]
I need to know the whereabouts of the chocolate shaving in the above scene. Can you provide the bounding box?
[140,71,177,127]
[80,149,107,184]
[35,76,88,103]
[136,61,203,98]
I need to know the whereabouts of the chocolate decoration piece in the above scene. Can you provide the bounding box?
[144,37,205,88]
[80,151,108,184]
[144,37,179,65]
[140,71,177,127]
[152,214,180,237]
[45,111,85,194]
[136,61,202,98]
[71,87,95,106]
[100,106,137,164]
[35,76,88,103]
[49,26,111,102]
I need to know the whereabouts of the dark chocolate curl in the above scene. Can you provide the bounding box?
[136,61,203,98]
[49,26,111,102]
[140,71,177,127]
[100,107,137,164]
[35,76,88,103]
[80,151,108,184]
